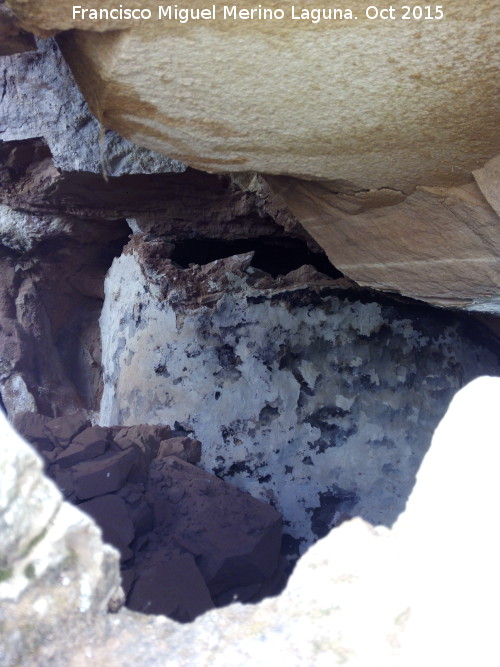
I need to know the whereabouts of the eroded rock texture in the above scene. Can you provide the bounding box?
[0,209,129,416]
[2,34,498,314]
[2,377,500,666]
[0,37,185,176]
[99,240,500,553]
[0,409,121,667]
[262,174,500,313]
[7,1,499,191]
[1,15,500,666]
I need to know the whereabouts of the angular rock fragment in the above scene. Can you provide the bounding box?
[113,424,173,458]
[44,413,90,447]
[72,447,141,500]
[156,436,202,464]
[146,456,282,598]
[12,411,53,451]
[55,426,109,468]
[79,495,135,559]
[127,554,214,622]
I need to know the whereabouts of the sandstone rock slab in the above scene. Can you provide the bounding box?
[265,176,500,312]
[8,1,498,190]
[474,154,500,217]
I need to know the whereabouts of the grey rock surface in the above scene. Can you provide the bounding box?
[0,204,81,252]
[0,409,122,667]
[0,38,186,176]
[99,245,499,553]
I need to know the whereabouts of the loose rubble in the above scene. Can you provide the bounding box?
[14,411,284,621]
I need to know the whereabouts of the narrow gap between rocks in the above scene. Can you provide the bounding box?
[171,236,344,279]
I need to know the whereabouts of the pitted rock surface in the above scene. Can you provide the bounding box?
[99,243,500,553]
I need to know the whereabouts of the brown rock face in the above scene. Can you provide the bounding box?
[0,209,129,416]
[15,412,284,622]
[127,555,214,621]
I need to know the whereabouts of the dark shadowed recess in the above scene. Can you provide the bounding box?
[171,237,344,279]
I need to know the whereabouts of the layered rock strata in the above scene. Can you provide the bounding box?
[262,174,500,313]
[0,36,500,313]
[99,239,500,553]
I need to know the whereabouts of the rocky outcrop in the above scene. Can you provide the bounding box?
[14,411,284,620]
[0,408,121,667]
[0,208,129,416]
[6,1,498,191]
[0,37,184,176]
[2,34,498,313]
[99,239,500,553]
[262,174,500,312]
[2,377,500,666]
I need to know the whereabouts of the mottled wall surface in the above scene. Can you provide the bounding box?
[99,246,499,551]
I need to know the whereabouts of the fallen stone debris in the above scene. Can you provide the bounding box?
[13,411,284,622]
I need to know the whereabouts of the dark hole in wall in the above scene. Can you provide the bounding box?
[171,237,344,279]
[310,487,360,539]
[0,391,7,416]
